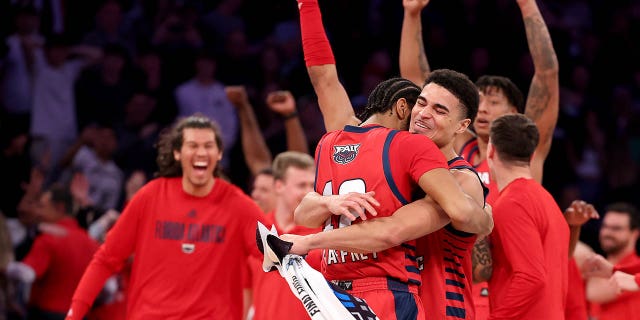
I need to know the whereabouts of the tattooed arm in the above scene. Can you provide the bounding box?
[517,0,559,183]
[399,0,431,86]
[472,236,493,283]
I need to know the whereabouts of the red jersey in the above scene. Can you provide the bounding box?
[250,212,322,320]
[593,253,640,320]
[417,156,487,319]
[314,125,447,284]
[488,178,569,320]
[68,177,265,320]
[459,137,498,205]
[22,217,99,313]
[459,137,495,320]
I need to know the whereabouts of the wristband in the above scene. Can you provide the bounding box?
[282,111,299,120]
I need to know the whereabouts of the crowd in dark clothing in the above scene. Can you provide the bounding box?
[0,0,639,317]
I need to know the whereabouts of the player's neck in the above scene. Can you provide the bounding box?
[440,144,458,161]
[493,162,532,192]
[476,135,489,164]
[274,205,296,233]
[361,114,403,131]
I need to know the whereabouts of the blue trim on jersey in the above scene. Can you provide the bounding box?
[405,253,417,262]
[401,243,417,252]
[390,282,419,320]
[343,124,384,133]
[445,279,465,288]
[446,306,466,319]
[446,292,464,302]
[443,239,466,252]
[408,279,422,286]
[447,156,465,166]
[383,130,410,205]
[444,257,462,267]
[445,224,475,238]
[458,138,476,155]
[406,266,420,274]
[445,267,466,279]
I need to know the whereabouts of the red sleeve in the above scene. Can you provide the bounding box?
[635,273,640,287]
[67,185,147,320]
[21,236,52,278]
[391,132,447,183]
[489,199,546,320]
[615,261,640,275]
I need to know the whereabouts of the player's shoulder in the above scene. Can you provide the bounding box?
[391,131,439,149]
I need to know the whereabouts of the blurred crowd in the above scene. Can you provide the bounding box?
[0,0,639,318]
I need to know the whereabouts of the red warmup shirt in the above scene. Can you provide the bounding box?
[488,178,569,320]
[459,137,493,320]
[67,177,266,320]
[248,212,322,320]
[22,217,99,313]
[314,125,447,284]
[614,259,640,286]
[593,253,640,320]
[417,156,487,319]
[565,257,588,320]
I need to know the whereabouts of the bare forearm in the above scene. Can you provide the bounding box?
[519,0,559,182]
[284,116,309,154]
[307,66,360,131]
[472,236,493,282]
[568,225,580,257]
[399,9,429,85]
[294,192,332,228]
[236,103,272,176]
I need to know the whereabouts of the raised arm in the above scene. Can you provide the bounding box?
[517,0,559,182]
[266,90,309,154]
[297,0,360,131]
[399,0,431,86]
[225,86,273,176]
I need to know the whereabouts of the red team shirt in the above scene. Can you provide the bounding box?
[416,156,487,320]
[22,217,99,314]
[488,178,569,320]
[68,177,265,320]
[248,212,322,320]
[314,124,447,319]
[590,253,640,320]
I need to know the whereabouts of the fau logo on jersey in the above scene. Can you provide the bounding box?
[333,144,360,164]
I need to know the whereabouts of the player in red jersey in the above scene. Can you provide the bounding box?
[287,69,492,319]
[399,0,559,316]
[486,114,569,319]
[246,151,323,320]
[65,114,265,320]
[292,1,491,318]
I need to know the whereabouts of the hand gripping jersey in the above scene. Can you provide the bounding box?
[314,125,447,284]
[416,156,488,319]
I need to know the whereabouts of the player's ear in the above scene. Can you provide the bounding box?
[487,141,496,161]
[395,98,410,120]
[456,118,471,134]
[173,150,181,161]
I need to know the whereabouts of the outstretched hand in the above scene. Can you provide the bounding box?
[564,200,599,227]
[266,90,296,116]
[403,0,430,14]
[225,86,250,108]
